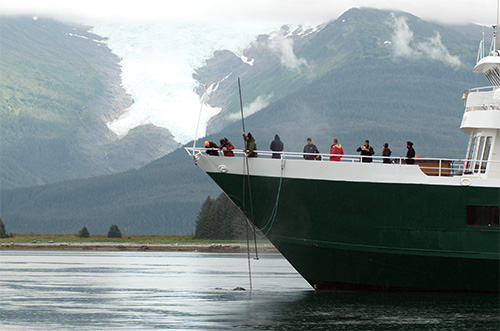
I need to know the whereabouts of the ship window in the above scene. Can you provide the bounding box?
[485,69,500,86]
[480,136,492,173]
[465,135,477,173]
[466,206,500,226]
[474,136,486,172]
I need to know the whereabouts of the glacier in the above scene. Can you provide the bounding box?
[89,21,279,144]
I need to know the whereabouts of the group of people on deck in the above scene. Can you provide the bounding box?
[299,137,416,164]
[204,133,416,164]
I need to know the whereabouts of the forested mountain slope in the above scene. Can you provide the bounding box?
[0,17,179,189]
[1,8,491,234]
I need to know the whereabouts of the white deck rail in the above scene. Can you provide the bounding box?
[466,86,500,112]
[186,147,500,177]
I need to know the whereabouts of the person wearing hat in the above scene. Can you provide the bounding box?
[356,140,375,163]
[382,143,392,164]
[303,137,320,160]
[242,132,258,158]
[270,134,284,159]
[219,138,235,157]
[204,140,219,156]
[406,141,415,165]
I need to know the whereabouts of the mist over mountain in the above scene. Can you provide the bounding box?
[195,8,489,157]
[0,17,180,189]
[1,8,493,234]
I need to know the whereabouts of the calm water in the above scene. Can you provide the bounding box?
[0,251,498,330]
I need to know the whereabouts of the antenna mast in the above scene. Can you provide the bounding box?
[496,0,499,53]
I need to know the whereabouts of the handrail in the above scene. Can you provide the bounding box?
[465,86,500,112]
[186,147,500,177]
[468,86,498,93]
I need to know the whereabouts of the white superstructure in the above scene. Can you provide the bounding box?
[461,27,500,179]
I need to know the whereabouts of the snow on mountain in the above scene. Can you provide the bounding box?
[89,21,279,143]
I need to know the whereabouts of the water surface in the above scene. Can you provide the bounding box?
[1,251,498,330]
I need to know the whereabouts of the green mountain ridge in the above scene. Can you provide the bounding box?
[0,17,179,189]
[0,8,493,234]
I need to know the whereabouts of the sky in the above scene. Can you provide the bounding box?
[0,0,497,26]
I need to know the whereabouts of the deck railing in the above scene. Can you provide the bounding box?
[466,86,500,112]
[186,147,500,178]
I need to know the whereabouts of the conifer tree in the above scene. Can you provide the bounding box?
[0,218,12,239]
[0,218,7,238]
[107,224,122,238]
[79,226,90,238]
[194,194,247,240]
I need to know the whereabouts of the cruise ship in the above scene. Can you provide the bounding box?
[186,27,500,292]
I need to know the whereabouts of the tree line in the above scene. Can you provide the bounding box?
[194,193,248,240]
[78,224,122,238]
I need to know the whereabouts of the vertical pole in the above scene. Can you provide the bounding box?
[245,221,252,291]
[238,78,245,134]
[497,0,499,53]
[238,78,254,290]
[193,84,207,150]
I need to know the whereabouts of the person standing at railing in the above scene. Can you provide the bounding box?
[329,138,344,161]
[406,141,415,165]
[270,134,284,159]
[243,132,258,158]
[382,143,392,164]
[219,138,235,157]
[303,138,320,160]
[356,140,375,163]
[204,141,219,156]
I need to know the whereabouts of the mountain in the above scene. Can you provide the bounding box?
[0,8,493,234]
[195,8,490,157]
[0,17,179,189]
[105,124,182,172]
[0,148,218,235]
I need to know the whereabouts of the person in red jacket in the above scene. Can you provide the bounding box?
[219,138,234,157]
[329,138,344,161]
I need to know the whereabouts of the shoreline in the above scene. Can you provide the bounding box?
[0,242,278,253]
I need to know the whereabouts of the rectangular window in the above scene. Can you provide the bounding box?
[480,136,492,173]
[474,136,485,172]
[465,135,477,173]
[467,206,500,226]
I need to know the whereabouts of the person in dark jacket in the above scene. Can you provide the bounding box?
[356,140,375,163]
[204,140,219,156]
[406,141,415,165]
[242,132,258,157]
[219,138,234,157]
[270,134,284,159]
[382,143,392,164]
[303,138,320,160]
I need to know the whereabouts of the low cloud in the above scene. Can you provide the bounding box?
[391,15,413,57]
[229,94,273,120]
[266,28,308,70]
[390,14,462,67]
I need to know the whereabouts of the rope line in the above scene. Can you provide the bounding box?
[246,156,285,238]
[238,78,253,290]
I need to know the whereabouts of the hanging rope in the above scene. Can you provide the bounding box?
[246,156,285,238]
[238,78,255,289]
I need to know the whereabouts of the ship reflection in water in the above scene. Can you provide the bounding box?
[0,251,498,330]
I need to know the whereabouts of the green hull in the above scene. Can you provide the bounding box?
[208,173,500,292]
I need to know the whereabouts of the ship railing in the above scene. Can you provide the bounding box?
[465,86,500,112]
[186,147,500,177]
